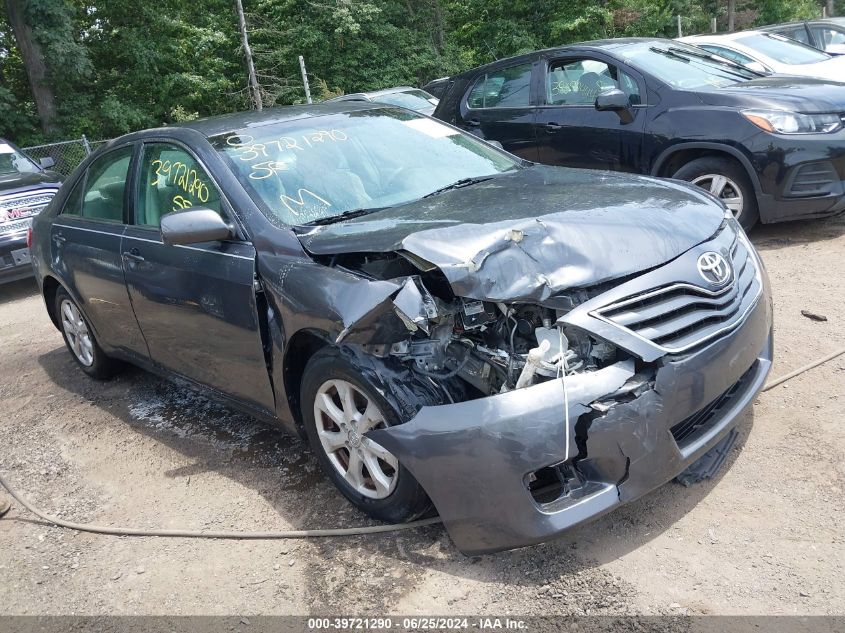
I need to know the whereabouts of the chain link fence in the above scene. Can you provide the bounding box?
[22,136,111,177]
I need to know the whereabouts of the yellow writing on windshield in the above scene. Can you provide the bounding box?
[151,159,211,204]
[281,188,331,219]
[225,131,349,180]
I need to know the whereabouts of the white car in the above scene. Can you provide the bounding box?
[679,30,845,82]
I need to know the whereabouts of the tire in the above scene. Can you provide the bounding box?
[672,156,760,231]
[300,347,432,523]
[55,288,120,380]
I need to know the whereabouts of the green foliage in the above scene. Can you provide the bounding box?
[0,0,836,143]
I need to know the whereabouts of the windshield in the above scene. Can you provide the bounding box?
[618,41,758,90]
[213,108,518,225]
[735,33,831,64]
[372,90,438,111]
[0,142,40,176]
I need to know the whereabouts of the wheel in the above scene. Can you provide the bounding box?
[300,348,432,523]
[673,157,760,231]
[55,288,120,380]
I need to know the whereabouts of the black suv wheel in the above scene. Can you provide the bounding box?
[674,157,760,230]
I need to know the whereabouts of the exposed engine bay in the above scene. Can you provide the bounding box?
[320,250,649,401]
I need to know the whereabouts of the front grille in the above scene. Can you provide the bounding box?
[0,218,32,234]
[671,362,757,447]
[592,237,761,353]
[786,162,839,197]
[0,188,57,226]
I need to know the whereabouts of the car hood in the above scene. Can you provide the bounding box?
[782,57,845,83]
[0,170,62,196]
[703,75,845,112]
[294,166,725,303]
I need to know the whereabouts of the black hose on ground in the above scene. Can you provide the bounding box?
[1,346,843,539]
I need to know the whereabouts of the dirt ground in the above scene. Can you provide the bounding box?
[1,215,843,618]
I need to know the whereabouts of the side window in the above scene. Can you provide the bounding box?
[547,59,640,106]
[80,146,133,222]
[138,144,221,228]
[781,26,811,45]
[60,178,85,216]
[466,63,532,109]
[811,26,845,51]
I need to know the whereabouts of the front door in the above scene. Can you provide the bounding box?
[458,61,538,160]
[50,144,149,357]
[121,141,275,413]
[534,56,646,172]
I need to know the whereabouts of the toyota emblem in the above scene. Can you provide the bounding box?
[697,252,731,286]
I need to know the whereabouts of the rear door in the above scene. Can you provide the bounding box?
[534,55,647,172]
[50,144,148,357]
[120,140,275,413]
[457,61,539,160]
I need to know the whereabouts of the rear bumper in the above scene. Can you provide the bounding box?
[369,284,773,555]
[0,229,33,284]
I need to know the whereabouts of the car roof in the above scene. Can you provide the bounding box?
[324,86,425,104]
[681,30,767,43]
[361,86,421,97]
[764,18,845,28]
[453,38,676,77]
[171,101,389,138]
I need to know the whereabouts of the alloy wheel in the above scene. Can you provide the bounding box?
[313,379,399,499]
[691,173,744,221]
[60,299,94,367]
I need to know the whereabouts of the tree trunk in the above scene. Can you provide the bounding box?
[826,0,835,18]
[430,0,445,56]
[727,0,736,32]
[234,0,262,111]
[5,0,58,135]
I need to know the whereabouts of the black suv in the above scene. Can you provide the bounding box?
[0,139,62,283]
[433,38,845,229]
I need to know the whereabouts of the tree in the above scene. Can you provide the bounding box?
[234,0,262,110]
[5,0,56,133]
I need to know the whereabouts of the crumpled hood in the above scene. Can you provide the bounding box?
[295,166,724,303]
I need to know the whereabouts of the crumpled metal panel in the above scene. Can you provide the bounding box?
[367,361,635,554]
[367,282,773,555]
[295,166,724,302]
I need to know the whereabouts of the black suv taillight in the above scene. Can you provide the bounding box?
[27,227,33,248]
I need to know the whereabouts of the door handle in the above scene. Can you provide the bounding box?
[53,234,66,244]
[465,119,482,127]
[545,122,563,131]
[122,249,145,263]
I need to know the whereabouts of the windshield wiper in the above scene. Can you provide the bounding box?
[649,46,759,81]
[302,206,387,226]
[667,46,764,77]
[423,176,495,198]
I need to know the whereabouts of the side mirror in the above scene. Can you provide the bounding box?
[595,89,634,124]
[39,157,55,169]
[160,208,233,246]
[486,139,504,150]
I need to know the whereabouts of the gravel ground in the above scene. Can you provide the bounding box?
[0,216,843,617]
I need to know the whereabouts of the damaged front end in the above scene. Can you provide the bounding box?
[298,215,773,555]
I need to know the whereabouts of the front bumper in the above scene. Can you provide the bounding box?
[369,280,773,555]
[751,133,845,223]
[0,229,33,284]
